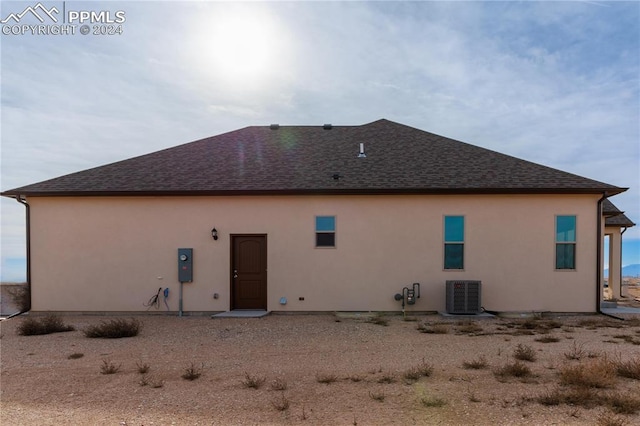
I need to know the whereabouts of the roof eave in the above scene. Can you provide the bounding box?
[2,187,627,198]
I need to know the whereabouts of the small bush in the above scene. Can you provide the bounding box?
[348,374,364,382]
[560,386,599,408]
[455,320,482,334]
[315,372,338,384]
[462,355,488,370]
[513,344,537,362]
[402,360,434,382]
[136,361,150,374]
[536,388,562,406]
[140,374,164,388]
[605,393,640,414]
[535,336,560,343]
[17,315,75,336]
[403,367,422,383]
[417,323,449,334]
[67,352,84,360]
[182,363,203,381]
[242,372,265,388]
[559,359,617,389]
[377,372,395,384]
[271,394,290,411]
[564,341,589,360]
[614,357,640,380]
[84,318,140,338]
[420,395,447,407]
[270,377,288,391]
[100,359,121,375]
[495,361,533,378]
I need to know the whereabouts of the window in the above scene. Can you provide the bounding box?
[444,216,464,269]
[315,216,336,247]
[556,215,576,269]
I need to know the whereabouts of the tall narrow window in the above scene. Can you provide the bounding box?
[444,216,464,269]
[315,216,336,247]
[556,215,576,269]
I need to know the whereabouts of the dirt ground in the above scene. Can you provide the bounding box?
[1,310,639,426]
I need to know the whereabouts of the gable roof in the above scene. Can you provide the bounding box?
[1,119,626,197]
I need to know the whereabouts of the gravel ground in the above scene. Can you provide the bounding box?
[1,311,639,426]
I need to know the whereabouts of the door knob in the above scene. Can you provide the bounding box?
[233,270,238,278]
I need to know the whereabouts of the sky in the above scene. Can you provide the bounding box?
[1,1,639,282]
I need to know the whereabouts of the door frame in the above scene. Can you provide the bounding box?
[230,234,268,310]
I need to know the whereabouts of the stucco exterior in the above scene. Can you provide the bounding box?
[28,193,601,314]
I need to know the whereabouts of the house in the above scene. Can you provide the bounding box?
[1,119,634,314]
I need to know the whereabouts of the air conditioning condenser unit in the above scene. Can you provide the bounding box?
[446,280,481,314]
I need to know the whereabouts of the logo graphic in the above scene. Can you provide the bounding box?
[1,2,59,24]
[1,2,126,36]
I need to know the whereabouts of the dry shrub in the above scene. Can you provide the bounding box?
[576,318,618,329]
[536,388,562,406]
[136,361,150,374]
[17,314,75,336]
[84,318,140,338]
[561,386,600,408]
[462,355,488,370]
[377,372,395,384]
[402,367,422,383]
[182,363,203,381]
[513,344,537,362]
[420,395,447,407]
[604,393,640,415]
[100,359,121,375]
[455,320,482,334]
[368,315,389,326]
[495,361,533,378]
[417,323,449,334]
[315,372,338,384]
[614,356,640,380]
[564,341,588,360]
[535,335,560,343]
[559,358,617,389]
[270,377,288,391]
[241,372,265,388]
[271,394,290,411]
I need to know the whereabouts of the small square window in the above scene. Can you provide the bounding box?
[315,216,336,247]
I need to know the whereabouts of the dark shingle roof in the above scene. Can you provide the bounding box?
[604,199,636,227]
[1,119,627,197]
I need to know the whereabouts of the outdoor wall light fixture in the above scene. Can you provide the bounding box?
[211,228,218,240]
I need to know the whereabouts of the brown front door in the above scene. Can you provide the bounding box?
[231,235,267,310]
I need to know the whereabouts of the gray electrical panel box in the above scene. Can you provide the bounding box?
[178,248,193,283]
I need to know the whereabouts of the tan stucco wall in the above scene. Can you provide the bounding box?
[28,194,601,313]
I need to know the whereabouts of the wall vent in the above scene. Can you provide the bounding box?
[270,124,280,130]
[323,124,332,130]
[446,280,481,314]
